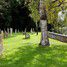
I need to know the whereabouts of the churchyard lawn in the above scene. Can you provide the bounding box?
[0,33,67,67]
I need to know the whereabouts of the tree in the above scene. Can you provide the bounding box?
[39,0,50,46]
[28,0,40,35]
[39,0,67,46]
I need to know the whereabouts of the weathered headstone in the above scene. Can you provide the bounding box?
[0,33,3,55]
[30,28,34,34]
[18,29,19,33]
[4,31,8,38]
[1,30,4,39]
[15,29,17,34]
[33,28,34,32]
[10,28,13,36]
[25,34,30,39]
[7,28,10,34]
[23,28,26,35]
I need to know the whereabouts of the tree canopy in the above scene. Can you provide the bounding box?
[0,0,67,32]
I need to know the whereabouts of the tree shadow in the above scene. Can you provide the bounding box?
[0,43,67,67]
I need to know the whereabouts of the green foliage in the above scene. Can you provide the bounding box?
[0,0,67,32]
[28,0,40,22]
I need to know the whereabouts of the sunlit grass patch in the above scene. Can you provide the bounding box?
[0,32,67,67]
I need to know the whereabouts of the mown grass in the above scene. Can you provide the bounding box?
[0,32,67,67]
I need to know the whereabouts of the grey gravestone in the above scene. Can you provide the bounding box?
[7,28,9,34]
[10,28,13,36]
[30,28,34,34]
[18,29,19,33]
[0,34,3,55]
[23,28,26,35]
[1,31,4,39]
[25,34,30,39]
[15,29,17,34]
[4,31,8,38]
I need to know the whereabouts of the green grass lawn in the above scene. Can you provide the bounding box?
[0,33,67,67]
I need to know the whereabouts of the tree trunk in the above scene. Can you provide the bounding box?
[39,0,50,46]
[36,22,38,35]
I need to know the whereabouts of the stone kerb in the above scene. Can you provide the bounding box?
[48,32,67,43]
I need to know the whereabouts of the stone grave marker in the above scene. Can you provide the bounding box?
[0,33,3,55]
[18,29,19,33]
[7,28,9,34]
[1,30,4,39]
[4,31,8,38]
[23,28,26,35]
[25,34,30,39]
[10,28,13,36]
[15,29,17,34]
[30,28,34,34]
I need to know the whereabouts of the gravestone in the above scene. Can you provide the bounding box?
[10,28,13,36]
[0,33,3,55]
[25,34,30,39]
[30,28,34,34]
[1,31,4,39]
[33,28,34,32]
[7,28,9,34]
[4,31,8,38]
[18,29,19,33]
[23,28,26,35]
[15,29,17,34]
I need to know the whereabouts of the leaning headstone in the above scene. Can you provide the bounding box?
[25,34,30,39]
[7,28,10,34]
[0,33,3,55]
[10,28,13,36]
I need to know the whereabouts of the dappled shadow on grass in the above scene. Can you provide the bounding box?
[0,44,67,67]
